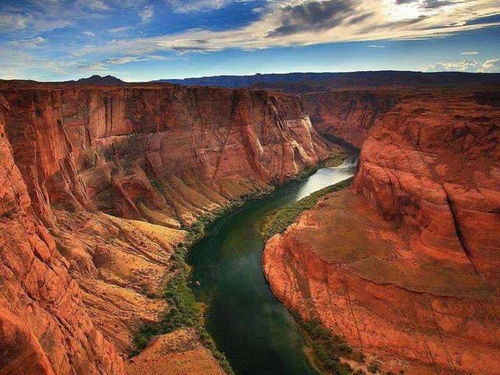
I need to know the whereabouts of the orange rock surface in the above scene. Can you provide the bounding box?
[0,82,330,374]
[125,329,225,375]
[264,89,500,374]
[0,100,123,375]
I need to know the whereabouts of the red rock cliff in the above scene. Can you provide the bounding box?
[0,99,123,375]
[0,82,330,374]
[264,89,500,374]
[302,90,400,147]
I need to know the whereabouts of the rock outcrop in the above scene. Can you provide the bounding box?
[0,81,331,374]
[264,89,500,374]
[302,90,400,148]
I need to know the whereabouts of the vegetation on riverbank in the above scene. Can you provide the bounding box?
[130,212,237,375]
[130,152,351,374]
[263,177,353,239]
[292,312,370,375]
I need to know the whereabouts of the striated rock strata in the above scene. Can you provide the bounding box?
[302,89,400,148]
[0,82,331,374]
[264,90,500,374]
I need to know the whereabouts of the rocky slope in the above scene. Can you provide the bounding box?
[264,89,500,374]
[0,81,331,374]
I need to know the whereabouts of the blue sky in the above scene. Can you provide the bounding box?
[0,0,499,81]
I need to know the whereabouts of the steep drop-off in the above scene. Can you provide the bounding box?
[0,82,331,374]
[264,90,500,374]
[302,90,401,148]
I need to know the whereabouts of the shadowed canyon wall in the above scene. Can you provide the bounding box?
[264,89,500,374]
[0,82,330,374]
[302,90,401,148]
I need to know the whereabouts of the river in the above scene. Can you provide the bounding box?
[188,157,357,375]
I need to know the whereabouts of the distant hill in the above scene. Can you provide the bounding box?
[71,75,126,85]
[155,71,500,92]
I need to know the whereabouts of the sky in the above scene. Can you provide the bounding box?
[0,0,499,81]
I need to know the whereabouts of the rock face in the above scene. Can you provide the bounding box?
[264,89,500,374]
[302,90,400,148]
[0,101,123,375]
[0,82,330,374]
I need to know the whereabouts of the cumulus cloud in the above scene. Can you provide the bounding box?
[424,57,500,72]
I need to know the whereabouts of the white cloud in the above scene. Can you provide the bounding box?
[9,36,46,48]
[139,5,154,23]
[109,26,132,33]
[1,0,500,80]
[78,55,171,71]
[83,31,97,37]
[0,13,29,31]
[481,58,500,72]
[424,57,500,72]
[460,50,478,55]
[168,0,233,13]
[79,0,500,57]
[86,0,110,11]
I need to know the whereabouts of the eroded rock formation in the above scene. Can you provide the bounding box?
[264,89,500,374]
[0,82,330,374]
[302,90,400,148]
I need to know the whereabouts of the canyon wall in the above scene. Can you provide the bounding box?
[301,90,400,148]
[0,82,331,374]
[264,89,500,374]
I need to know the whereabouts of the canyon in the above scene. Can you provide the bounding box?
[0,81,331,374]
[0,74,498,375]
[264,88,500,374]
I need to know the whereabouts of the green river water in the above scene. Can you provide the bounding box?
[188,157,357,375]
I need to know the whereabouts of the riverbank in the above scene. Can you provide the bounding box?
[128,152,351,374]
[187,157,357,375]
[128,189,272,375]
[262,177,353,239]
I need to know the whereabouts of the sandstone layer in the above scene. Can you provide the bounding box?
[264,90,500,374]
[0,82,331,374]
[302,90,401,148]
[125,329,225,375]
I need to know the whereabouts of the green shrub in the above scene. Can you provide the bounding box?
[292,313,360,375]
[129,209,235,375]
